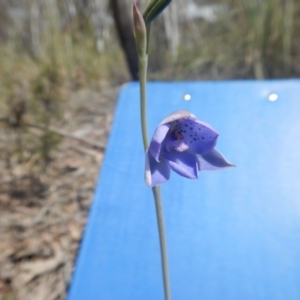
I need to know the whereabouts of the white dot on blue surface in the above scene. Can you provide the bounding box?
[268,93,278,101]
[183,94,191,101]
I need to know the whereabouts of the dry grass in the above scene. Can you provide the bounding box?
[149,0,300,80]
[0,85,120,300]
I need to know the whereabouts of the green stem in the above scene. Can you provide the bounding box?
[139,54,171,300]
[152,185,172,300]
[138,54,149,150]
[138,51,171,300]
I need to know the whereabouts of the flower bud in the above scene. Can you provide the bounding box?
[133,0,147,56]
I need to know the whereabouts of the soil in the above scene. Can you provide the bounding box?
[0,85,121,300]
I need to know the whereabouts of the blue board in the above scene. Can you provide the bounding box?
[67,80,300,300]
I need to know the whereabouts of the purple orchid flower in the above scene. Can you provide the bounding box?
[145,110,234,187]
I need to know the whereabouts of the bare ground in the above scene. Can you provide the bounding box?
[0,86,121,300]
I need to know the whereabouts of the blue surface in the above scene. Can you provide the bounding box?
[68,80,300,300]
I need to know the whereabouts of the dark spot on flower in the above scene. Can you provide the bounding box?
[202,136,205,140]
[193,138,196,141]
[190,127,193,130]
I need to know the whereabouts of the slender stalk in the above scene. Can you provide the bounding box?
[138,43,171,300]
[138,54,149,150]
[152,185,172,300]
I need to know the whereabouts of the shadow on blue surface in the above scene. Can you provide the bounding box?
[68,80,300,300]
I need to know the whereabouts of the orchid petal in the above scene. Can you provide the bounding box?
[159,110,196,126]
[145,150,170,187]
[197,148,235,171]
[174,119,219,155]
[149,123,170,162]
[165,151,198,179]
